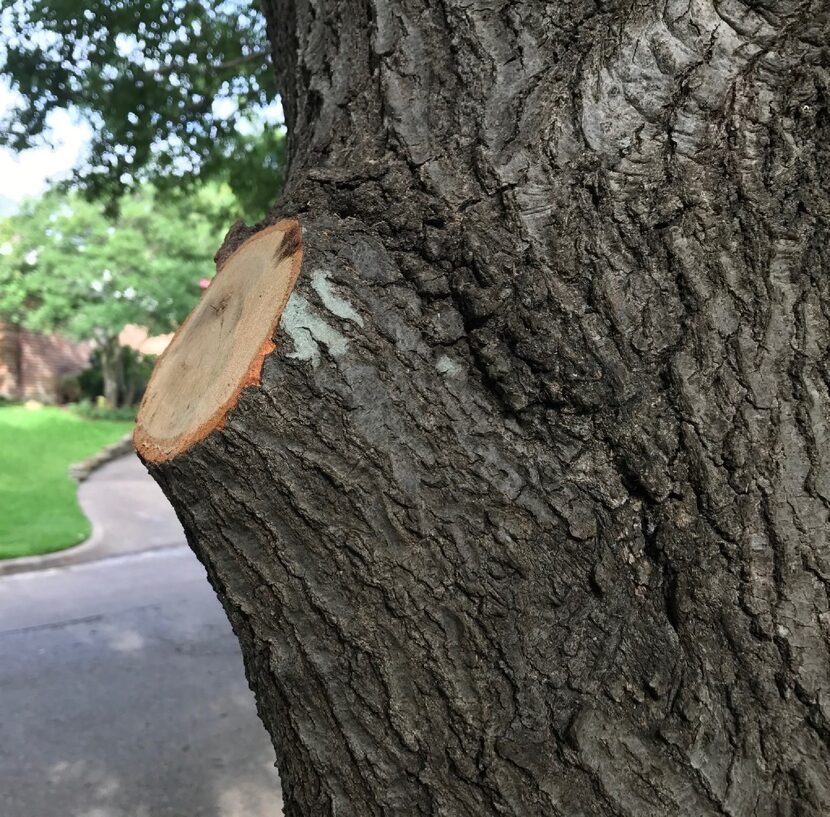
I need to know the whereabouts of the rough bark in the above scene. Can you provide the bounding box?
[138,1,830,815]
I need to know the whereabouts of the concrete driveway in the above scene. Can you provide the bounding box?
[0,457,284,817]
[1,454,187,577]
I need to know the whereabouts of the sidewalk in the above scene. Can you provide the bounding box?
[0,454,185,577]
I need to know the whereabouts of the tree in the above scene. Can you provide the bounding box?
[0,184,235,405]
[133,1,830,815]
[0,0,284,215]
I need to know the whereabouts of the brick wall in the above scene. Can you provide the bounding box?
[0,321,93,403]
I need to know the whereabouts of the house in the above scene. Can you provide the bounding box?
[0,321,93,403]
[118,324,174,358]
[0,322,172,404]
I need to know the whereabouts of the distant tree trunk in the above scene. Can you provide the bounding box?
[137,1,830,815]
[117,347,131,406]
[99,337,122,408]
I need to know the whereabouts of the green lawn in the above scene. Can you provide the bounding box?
[0,405,134,559]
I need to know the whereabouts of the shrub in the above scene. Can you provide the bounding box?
[73,347,157,407]
[77,355,104,402]
[57,374,83,404]
[68,399,137,422]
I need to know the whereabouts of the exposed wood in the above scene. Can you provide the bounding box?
[141,1,830,815]
[134,219,303,463]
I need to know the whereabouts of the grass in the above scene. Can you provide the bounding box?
[0,405,134,560]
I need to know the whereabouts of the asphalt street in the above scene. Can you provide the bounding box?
[0,546,284,817]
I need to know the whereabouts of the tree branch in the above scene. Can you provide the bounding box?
[151,48,271,78]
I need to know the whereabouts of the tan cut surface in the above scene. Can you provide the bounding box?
[134,219,303,463]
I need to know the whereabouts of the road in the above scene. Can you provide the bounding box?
[0,546,284,817]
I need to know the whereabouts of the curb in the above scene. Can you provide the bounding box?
[0,437,137,577]
[0,527,107,577]
[0,434,170,578]
[69,433,135,482]
[0,540,186,579]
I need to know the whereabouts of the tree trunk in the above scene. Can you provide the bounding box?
[116,346,128,406]
[135,1,830,815]
[99,337,122,408]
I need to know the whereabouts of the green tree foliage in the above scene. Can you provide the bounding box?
[0,183,236,403]
[0,1,284,216]
[0,184,234,339]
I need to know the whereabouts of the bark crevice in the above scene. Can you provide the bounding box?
[139,1,830,814]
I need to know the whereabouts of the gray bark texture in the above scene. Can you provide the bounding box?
[143,1,830,815]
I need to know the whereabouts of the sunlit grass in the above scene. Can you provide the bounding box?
[0,405,133,559]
